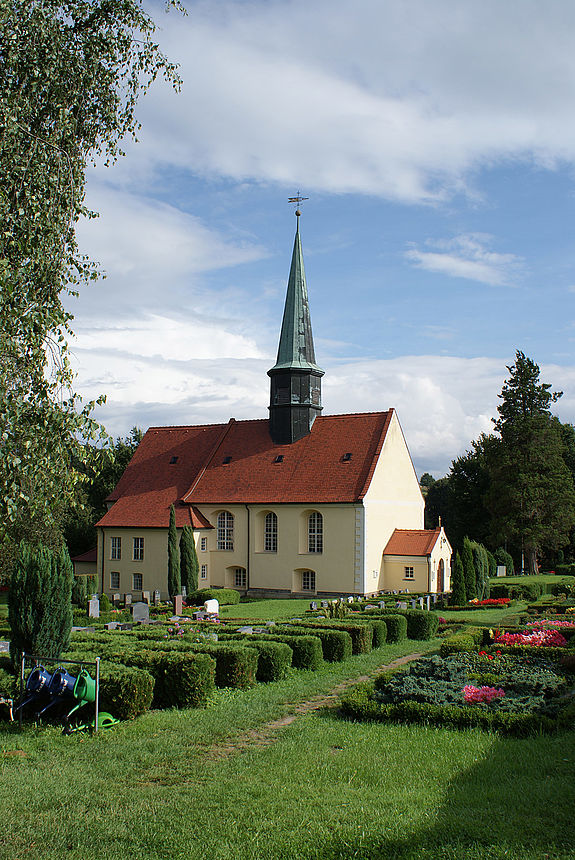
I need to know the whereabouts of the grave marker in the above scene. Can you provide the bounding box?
[132,602,150,624]
[88,597,100,618]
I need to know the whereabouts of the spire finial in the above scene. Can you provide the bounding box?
[288,192,309,219]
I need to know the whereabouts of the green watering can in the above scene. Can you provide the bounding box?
[65,668,97,720]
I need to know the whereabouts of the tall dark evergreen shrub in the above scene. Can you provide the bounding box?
[167,504,180,598]
[180,526,198,593]
[8,542,73,666]
[462,536,477,600]
[495,547,515,576]
[451,552,467,606]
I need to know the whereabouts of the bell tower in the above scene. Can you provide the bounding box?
[268,207,324,444]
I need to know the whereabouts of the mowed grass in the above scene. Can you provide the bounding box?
[219,598,313,620]
[1,634,574,860]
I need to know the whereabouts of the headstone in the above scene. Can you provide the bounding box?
[124,593,132,606]
[153,590,161,605]
[204,599,219,615]
[132,602,150,624]
[119,622,134,631]
[418,597,424,609]
[496,565,506,577]
[425,596,431,611]
[339,597,345,603]
[105,622,120,631]
[0,641,10,653]
[310,601,318,610]
[169,615,180,623]
[173,594,183,616]
[88,597,100,618]
[392,590,398,595]
[432,594,438,604]
[181,585,187,599]
[411,599,417,610]
[364,604,377,610]
[193,611,206,621]
[399,601,408,610]
[379,601,386,609]
[347,596,354,603]
[265,621,276,627]
[142,590,150,604]
[321,600,329,608]
[238,626,253,635]
[113,593,121,605]
[72,626,95,633]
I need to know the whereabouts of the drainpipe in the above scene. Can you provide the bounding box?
[245,504,251,594]
[427,557,432,593]
[100,528,105,594]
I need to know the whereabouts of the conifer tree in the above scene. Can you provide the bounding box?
[180,526,198,594]
[451,552,466,606]
[462,537,477,600]
[167,504,180,598]
[8,542,73,665]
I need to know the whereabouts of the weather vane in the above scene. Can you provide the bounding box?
[288,192,309,216]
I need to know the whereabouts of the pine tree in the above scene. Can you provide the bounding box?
[8,542,73,666]
[180,526,198,594]
[451,552,467,606]
[167,505,180,598]
[462,537,477,600]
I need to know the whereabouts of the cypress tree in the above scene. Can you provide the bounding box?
[167,504,181,598]
[471,541,490,600]
[462,536,477,600]
[180,526,198,593]
[451,552,467,606]
[8,542,73,666]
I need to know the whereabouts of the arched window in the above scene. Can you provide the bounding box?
[308,511,323,553]
[217,511,234,550]
[264,512,278,552]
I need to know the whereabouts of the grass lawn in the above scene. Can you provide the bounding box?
[220,598,314,621]
[1,633,574,859]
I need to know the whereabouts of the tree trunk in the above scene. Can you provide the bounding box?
[526,546,539,575]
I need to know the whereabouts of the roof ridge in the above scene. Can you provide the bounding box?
[182,418,237,501]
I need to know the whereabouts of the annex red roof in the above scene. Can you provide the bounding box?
[71,548,97,564]
[97,412,393,528]
[384,528,442,557]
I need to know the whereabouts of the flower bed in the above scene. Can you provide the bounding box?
[493,629,568,647]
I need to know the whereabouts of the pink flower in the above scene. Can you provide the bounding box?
[463,685,505,704]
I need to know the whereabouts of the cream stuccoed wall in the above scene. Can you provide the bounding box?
[427,531,452,593]
[98,527,176,598]
[362,412,425,594]
[383,555,429,592]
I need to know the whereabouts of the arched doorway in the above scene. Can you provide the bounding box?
[437,559,445,593]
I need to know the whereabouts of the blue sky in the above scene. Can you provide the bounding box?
[69,0,575,476]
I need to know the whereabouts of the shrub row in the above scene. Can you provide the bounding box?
[279,625,352,662]
[440,627,486,656]
[286,620,373,655]
[339,681,574,737]
[364,609,438,640]
[219,632,323,672]
[98,662,155,720]
[490,583,543,601]
[121,650,216,708]
[187,588,240,605]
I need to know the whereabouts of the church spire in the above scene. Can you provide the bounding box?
[268,208,324,444]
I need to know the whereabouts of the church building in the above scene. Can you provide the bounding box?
[96,211,451,599]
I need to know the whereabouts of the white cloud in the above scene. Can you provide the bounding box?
[405,234,522,286]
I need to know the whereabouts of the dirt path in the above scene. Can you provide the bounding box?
[203,651,424,761]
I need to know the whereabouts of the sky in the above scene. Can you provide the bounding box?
[69,0,575,477]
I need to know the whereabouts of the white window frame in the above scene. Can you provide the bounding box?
[302,570,316,592]
[110,571,120,590]
[200,565,207,580]
[234,568,247,589]
[264,512,278,552]
[133,572,143,591]
[308,512,323,554]
[404,566,414,580]
[111,536,121,560]
[217,511,234,551]
[133,537,144,561]
[200,536,207,552]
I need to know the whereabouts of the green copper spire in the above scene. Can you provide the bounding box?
[269,213,324,374]
[268,210,324,445]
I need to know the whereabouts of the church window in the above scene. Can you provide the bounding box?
[234,568,247,588]
[302,570,316,591]
[133,573,143,591]
[404,566,414,580]
[200,537,207,552]
[200,565,207,579]
[111,537,121,560]
[110,572,120,590]
[264,512,278,552]
[217,511,234,550]
[308,512,323,554]
[133,537,144,561]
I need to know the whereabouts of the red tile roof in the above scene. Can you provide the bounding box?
[97,412,393,528]
[71,548,97,564]
[383,528,442,557]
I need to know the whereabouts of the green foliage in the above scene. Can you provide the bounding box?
[0,0,180,563]
[310,620,373,654]
[167,504,180,598]
[241,640,293,682]
[188,588,240,606]
[365,619,388,648]
[187,644,258,689]
[124,650,216,709]
[378,614,407,643]
[98,663,155,721]
[495,546,515,575]
[470,540,490,599]
[462,537,477,600]
[8,542,73,665]
[451,552,467,605]
[280,624,353,662]
[263,634,324,670]
[71,575,87,606]
[486,549,497,578]
[99,592,111,613]
[179,526,198,593]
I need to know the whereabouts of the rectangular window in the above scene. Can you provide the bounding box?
[200,536,207,552]
[217,512,234,551]
[111,537,121,560]
[308,513,323,554]
[110,571,120,590]
[234,568,247,589]
[133,537,144,561]
[133,573,143,591]
[404,566,414,580]
[302,570,316,591]
[200,565,207,580]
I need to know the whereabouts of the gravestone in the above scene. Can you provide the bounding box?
[142,590,150,604]
[238,626,253,635]
[364,604,377,610]
[432,594,438,604]
[112,593,121,605]
[265,621,276,627]
[309,601,318,611]
[204,599,219,615]
[119,622,134,631]
[410,599,417,610]
[72,626,95,633]
[399,601,408,610]
[173,594,183,616]
[347,596,355,603]
[418,597,424,609]
[124,593,132,606]
[425,596,431,611]
[496,565,506,577]
[153,590,161,606]
[392,590,398,595]
[379,601,386,609]
[181,585,187,599]
[0,641,10,653]
[88,597,100,618]
[321,600,329,608]
[105,622,120,631]
[193,611,206,621]
[132,602,150,624]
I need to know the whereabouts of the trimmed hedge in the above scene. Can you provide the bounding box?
[188,643,258,688]
[98,663,155,720]
[123,650,216,708]
[440,627,485,656]
[218,631,323,671]
[289,620,372,655]
[187,588,240,606]
[0,666,16,700]
[379,614,407,643]
[339,681,571,737]
[279,625,352,662]
[490,583,543,601]
[367,610,438,640]
[238,640,292,682]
